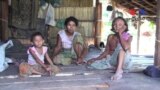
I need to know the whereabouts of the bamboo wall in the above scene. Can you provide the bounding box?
[60,0,93,7]
[48,0,95,47]
[54,7,95,37]
[55,7,95,21]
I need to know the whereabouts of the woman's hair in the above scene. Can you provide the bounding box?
[30,32,44,42]
[64,16,78,26]
[111,17,128,33]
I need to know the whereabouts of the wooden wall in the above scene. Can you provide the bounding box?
[0,0,9,41]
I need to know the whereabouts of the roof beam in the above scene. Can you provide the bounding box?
[143,0,156,8]
[132,0,155,14]
[121,2,129,6]
[121,0,137,8]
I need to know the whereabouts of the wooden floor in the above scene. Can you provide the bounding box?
[0,47,157,90]
[0,65,160,90]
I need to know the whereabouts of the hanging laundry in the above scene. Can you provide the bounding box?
[38,2,49,19]
[45,4,56,26]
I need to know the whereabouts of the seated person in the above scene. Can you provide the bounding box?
[19,32,60,77]
[52,16,88,65]
[87,17,132,80]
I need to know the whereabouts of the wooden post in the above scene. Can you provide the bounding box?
[95,0,102,47]
[137,15,141,54]
[154,0,160,66]
[0,0,8,41]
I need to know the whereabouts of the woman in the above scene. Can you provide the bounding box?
[53,16,88,65]
[87,17,132,80]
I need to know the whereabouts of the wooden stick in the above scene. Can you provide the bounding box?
[154,0,160,66]
[121,0,138,8]
[143,0,156,8]
[132,0,155,14]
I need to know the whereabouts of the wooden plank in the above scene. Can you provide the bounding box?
[121,0,138,8]
[95,1,102,47]
[137,15,141,54]
[132,0,155,14]
[0,74,109,90]
[0,0,8,41]
[143,0,156,8]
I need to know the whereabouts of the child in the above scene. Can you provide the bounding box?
[19,32,60,77]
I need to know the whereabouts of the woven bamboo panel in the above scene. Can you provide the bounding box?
[85,37,95,46]
[79,0,93,7]
[60,0,93,7]
[47,26,60,39]
[79,22,94,37]
[17,39,31,45]
[55,7,95,21]
[48,38,57,48]
[60,0,79,7]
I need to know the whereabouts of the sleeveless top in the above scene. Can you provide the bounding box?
[27,46,48,65]
[58,30,80,49]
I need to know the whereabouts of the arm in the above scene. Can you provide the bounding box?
[94,35,112,60]
[29,48,47,69]
[87,35,112,64]
[118,33,132,51]
[79,39,88,59]
[53,34,62,57]
[45,52,54,66]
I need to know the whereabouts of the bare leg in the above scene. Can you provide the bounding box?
[31,68,42,75]
[116,49,125,73]
[111,49,125,80]
[74,43,84,64]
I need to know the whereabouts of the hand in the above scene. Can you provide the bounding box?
[118,25,126,35]
[87,58,96,65]
[45,67,52,76]
[45,67,52,72]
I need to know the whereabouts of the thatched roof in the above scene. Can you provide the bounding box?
[112,0,156,15]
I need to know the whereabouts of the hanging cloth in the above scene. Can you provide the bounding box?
[45,4,56,26]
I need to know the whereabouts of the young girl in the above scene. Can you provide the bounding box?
[87,17,132,80]
[19,32,60,77]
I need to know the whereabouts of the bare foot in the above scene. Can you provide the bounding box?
[111,70,123,80]
[76,58,86,65]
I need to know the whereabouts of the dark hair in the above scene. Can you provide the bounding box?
[111,17,128,33]
[64,16,78,26]
[30,32,44,42]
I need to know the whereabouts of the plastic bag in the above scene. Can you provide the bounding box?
[0,40,13,72]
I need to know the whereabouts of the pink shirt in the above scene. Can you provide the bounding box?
[27,46,48,65]
[122,32,131,41]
